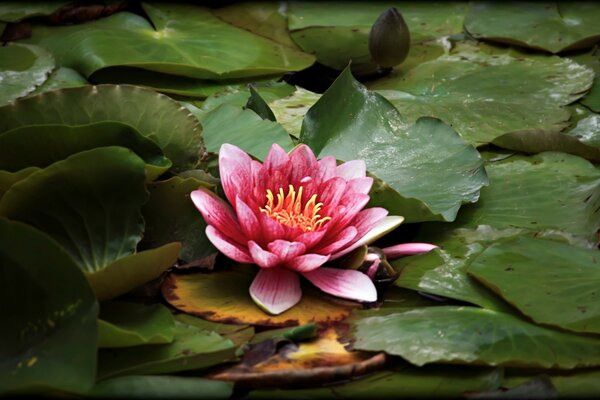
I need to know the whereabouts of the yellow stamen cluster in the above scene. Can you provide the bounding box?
[260,185,331,232]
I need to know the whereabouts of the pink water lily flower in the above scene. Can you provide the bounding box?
[191,143,404,315]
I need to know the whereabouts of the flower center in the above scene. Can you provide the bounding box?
[260,185,331,232]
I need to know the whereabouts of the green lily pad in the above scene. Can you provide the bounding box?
[351,306,600,368]
[198,81,297,114]
[0,2,69,22]
[0,43,55,106]
[86,375,233,399]
[454,152,600,243]
[566,106,600,148]
[0,146,147,274]
[198,104,294,159]
[29,67,88,96]
[300,67,487,222]
[162,266,358,328]
[24,3,314,80]
[247,364,502,399]
[468,236,600,334]
[0,84,203,172]
[464,2,600,53]
[88,242,181,301]
[214,2,300,49]
[141,176,216,263]
[250,323,318,345]
[0,122,172,181]
[0,218,97,395]
[392,226,590,312]
[0,167,39,200]
[571,51,600,113]
[371,46,594,146]
[287,2,466,70]
[98,301,176,348]
[97,319,238,379]
[267,87,321,137]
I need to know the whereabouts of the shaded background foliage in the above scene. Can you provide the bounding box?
[1,1,600,398]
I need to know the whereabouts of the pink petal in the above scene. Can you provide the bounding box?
[190,188,246,244]
[288,254,330,272]
[332,215,403,259]
[267,240,306,262]
[289,144,318,183]
[248,241,281,268]
[317,177,348,215]
[323,193,371,235]
[258,212,286,243]
[302,267,377,302]
[250,268,302,315]
[352,207,390,237]
[219,144,254,205]
[313,226,357,255]
[263,144,290,174]
[382,243,439,259]
[235,196,262,240]
[317,156,337,183]
[345,177,374,195]
[205,225,252,263]
[296,229,328,250]
[336,160,366,180]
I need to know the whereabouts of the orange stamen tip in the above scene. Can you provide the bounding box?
[260,185,330,232]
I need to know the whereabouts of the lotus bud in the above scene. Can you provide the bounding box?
[368,7,410,68]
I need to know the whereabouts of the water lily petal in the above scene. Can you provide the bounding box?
[295,229,328,249]
[313,226,358,255]
[206,225,252,263]
[317,156,337,183]
[382,243,439,259]
[250,268,302,315]
[336,159,366,180]
[258,212,286,243]
[324,193,371,235]
[346,177,374,195]
[219,143,253,205]
[332,215,404,259]
[264,143,290,173]
[288,254,330,272]
[235,196,262,240]
[191,188,246,244]
[289,144,318,183]
[267,240,306,262]
[249,240,281,268]
[318,177,348,215]
[303,267,377,302]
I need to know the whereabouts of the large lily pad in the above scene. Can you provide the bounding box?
[0,218,97,395]
[0,84,203,172]
[141,176,215,263]
[454,152,600,243]
[371,46,594,146]
[0,122,172,181]
[267,87,321,137]
[572,51,600,113]
[198,104,294,159]
[162,267,358,327]
[464,2,600,53]
[97,319,238,379]
[300,67,487,222]
[468,236,600,334]
[0,146,147,274]
[351,306,600,368]
[24,3,314,80]
[248,364,502,399]
[287,2,466,70]
[0,167,39,200]
[392,225,590,312]
[29,67,88,96]
[0,43,55,106]
[213,2,300,49]
[87,375,233,399]
[98,301,176,348]
[86,242,181,300]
